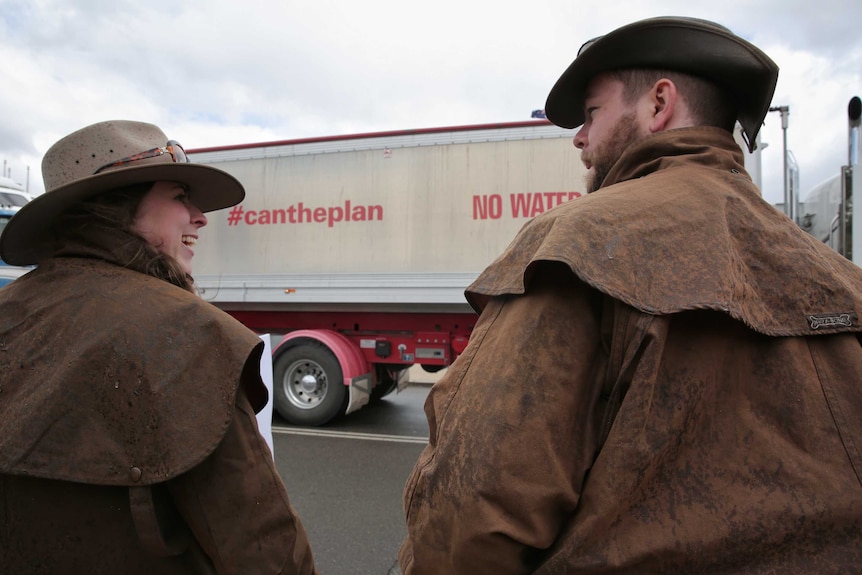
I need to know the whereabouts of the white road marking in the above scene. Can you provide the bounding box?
[272,426,429,444]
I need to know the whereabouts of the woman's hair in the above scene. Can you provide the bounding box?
[52,183,197,293]
[609,69,737,133]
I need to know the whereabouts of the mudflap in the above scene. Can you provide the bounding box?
[396,367,412,392]
[345,373,372,415]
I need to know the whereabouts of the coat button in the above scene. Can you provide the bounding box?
[130,467,143,482]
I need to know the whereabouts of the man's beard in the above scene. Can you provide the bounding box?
[582,112,644,193]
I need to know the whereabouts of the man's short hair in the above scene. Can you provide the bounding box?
[609,69,737,132]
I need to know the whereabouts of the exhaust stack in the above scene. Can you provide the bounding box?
[842,96,861,262]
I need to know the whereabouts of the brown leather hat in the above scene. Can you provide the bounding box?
[544,17,779,152]
[0,120,245,266]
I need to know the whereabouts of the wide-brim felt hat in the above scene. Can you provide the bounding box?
[0,120,245,266]
[544,17,779,152]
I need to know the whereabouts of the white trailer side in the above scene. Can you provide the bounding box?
[187,121,588,425]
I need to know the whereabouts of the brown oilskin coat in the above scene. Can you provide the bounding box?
[0,256,317,574]
[399,127,862,574]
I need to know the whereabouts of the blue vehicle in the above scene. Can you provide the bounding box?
[0,208,31,287]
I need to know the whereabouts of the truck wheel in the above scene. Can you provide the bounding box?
[272,342,347,426]
[370,365,401,402]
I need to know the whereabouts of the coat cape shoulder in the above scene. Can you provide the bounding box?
[0,257,265,486]
[467,128,862,337]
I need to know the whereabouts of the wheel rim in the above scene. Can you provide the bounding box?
[282,358,329,410]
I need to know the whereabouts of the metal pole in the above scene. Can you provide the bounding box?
[769,106,791,221]
[847,96,861,262]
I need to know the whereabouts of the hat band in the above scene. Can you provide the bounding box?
[93,140,189,175]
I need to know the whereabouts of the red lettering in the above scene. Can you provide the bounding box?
[510,192,582,218]
[230,201,384,226]
[509,193,529,218]
[551,192,567,208]
[328,206,344,227]
[529,193,545,217]
[297,203,311,223]
[488,195,502,219]
[473,195,488,220]
[368,205,383,220]
[472,195,502,220]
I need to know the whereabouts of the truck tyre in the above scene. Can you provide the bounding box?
[370,365,402,402]
[272,342,348,426]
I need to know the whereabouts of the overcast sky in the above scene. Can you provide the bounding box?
[1,0,860,206]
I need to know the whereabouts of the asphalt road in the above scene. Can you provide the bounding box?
[272,384,431,575]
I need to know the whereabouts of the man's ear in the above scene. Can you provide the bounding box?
[647,78,678,133]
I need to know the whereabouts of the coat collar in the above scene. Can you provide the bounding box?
[600,126,748,190]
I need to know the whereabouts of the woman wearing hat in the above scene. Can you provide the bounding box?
[0,121,318,574]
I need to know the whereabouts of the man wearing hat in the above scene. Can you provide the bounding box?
[399,17,862,574]
[0,120,318,573]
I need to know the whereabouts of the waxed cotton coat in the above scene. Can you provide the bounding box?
[399,127,862,574]
[0,255,317,575]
